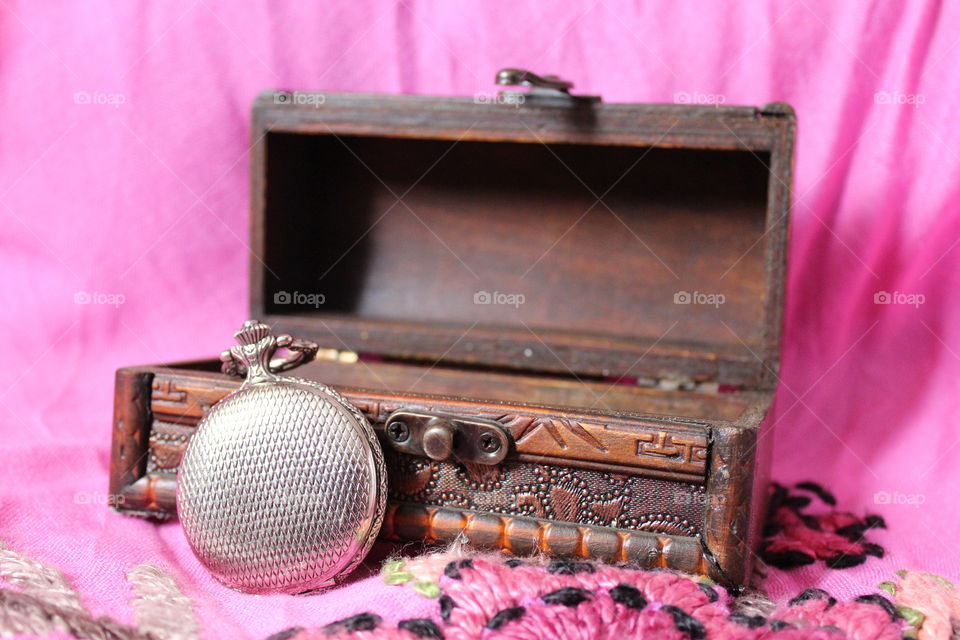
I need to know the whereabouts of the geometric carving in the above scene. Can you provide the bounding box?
[502,415,607,451]
[151,379,186,403]
[147,374,711,481]
[636,431,709,466]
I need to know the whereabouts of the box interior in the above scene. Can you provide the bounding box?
[260,131,772,381]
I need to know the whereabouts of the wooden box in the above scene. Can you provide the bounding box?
[109,73,794,586]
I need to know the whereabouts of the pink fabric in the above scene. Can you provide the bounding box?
[1,1,959,637]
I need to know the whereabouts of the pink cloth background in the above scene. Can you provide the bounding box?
[1,1,959,637]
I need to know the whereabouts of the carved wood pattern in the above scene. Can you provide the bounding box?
[635,431,709,465]
[144,422,707,536]
[148,374,710,480]
[114,354,766,583]
[383,451,705,534]
[147,422,194,473]
[137,373,711,540]
[112,368,775,582]
[151,379,186,403]
[381,502,708,571]
[114,471,709,573]
[503,414,607,451]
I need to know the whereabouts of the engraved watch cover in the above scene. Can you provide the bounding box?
[176,320,387,594]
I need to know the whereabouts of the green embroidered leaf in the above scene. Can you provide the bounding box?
[383,572,414,585]
[926,573,955,589]
[878,581,896,595]
[896,605,925,629]
[412,581,441,598]
[381,559,404,575]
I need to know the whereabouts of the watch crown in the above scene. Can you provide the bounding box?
[234,320,272,346]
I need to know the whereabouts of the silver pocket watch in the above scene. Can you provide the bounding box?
[176,320,387,594]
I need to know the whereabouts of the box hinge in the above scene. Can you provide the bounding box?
[495,68,601,105]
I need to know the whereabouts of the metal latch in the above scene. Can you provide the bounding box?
[381,410,511,465]
[495,68,601,104]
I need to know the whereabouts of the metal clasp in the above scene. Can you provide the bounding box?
[381,410,511,465]
[495,68,601,104]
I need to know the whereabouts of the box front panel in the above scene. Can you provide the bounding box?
[114,367,723,574]
[385,452,706,535]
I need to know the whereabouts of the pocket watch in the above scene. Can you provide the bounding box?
[176,320,387,594]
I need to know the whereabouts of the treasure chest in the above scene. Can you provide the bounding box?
[109,69,794,587]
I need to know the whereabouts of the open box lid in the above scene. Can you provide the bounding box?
[249,73,793,391]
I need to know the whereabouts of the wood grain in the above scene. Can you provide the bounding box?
[248,94,793,388]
